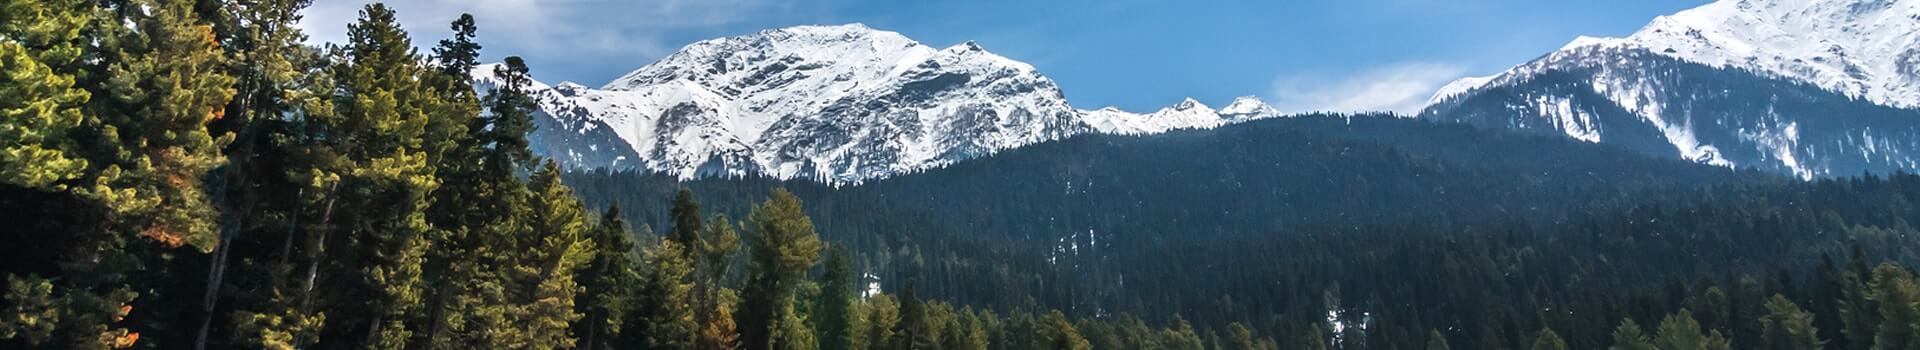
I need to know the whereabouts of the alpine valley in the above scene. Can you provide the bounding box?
[19,0,1920,349]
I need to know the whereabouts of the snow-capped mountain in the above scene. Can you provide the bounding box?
[504,24,1283,183]
[1424,0,1920,179]
[1078,98,1230,135]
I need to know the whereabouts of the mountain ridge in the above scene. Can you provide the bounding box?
[498,24,1287,183]
[1423,0,1920,179]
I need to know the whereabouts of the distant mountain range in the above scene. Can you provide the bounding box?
[1425,0,1920,179]
[498,0,1920,183]
[484,24,1287,184]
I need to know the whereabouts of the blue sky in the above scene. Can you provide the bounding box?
[301,0,1710,114]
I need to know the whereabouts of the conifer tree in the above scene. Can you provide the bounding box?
[189,0,315,348]
[300,5,445,347]
[576,204,641,350]
[860,294,901,350]
[699,301,743,350]
[1161,316,1204,350]
[894,277,936,350]
[1609,318,1656,350]
[1531,329,1567,350]
[701,214,742,285]
[818,245,857,350]
[9,0,238,347]
[1655,310,1732,350]
[1299,324,1329,350]
[638,239,699,350]
[960,309,989,350]
[82,0,237,252]
[1227,322,1258,350]
[1426,329,1450,350]
[0,0,100,347]
[228,42,334,350]
[740,188,824,350]
[697,212,741,344]
[1035,310,1090,350]
[515,161,597,349]
[0,0,90,191]
[1870,264,1920,350]
[672,188,705,258]
[1759,294,1823,350]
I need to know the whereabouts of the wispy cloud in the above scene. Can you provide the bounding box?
[299,0,786,64]
[1266,62,1469,116]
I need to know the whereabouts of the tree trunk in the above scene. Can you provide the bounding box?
[292,183,338,349]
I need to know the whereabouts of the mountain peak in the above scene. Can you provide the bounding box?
[1172,98,1210,111]
[1575,0,1920,107]
[1219,96,1284,121]
[511,24,1094,183]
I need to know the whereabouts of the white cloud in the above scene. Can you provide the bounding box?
[1267,62,1469,116]
[298,0,778,62]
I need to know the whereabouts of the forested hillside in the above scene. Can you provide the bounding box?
[7,1,1920,350]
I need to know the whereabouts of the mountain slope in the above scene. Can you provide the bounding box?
[502,24,1284,183]
[566,115,1765,246]
[1425,0,1920,179]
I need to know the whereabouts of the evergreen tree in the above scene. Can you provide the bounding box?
[515,161,598,349]
[1759,294,1823,350]
[818,245,857,350]
[1299,324,1329,350]
[1034,310,1091,350]
[1227,322,1258,350]
[577,204,641,350]
[1609,319,1656,350]
[1655,310,1732,350]
[1161,316,1204,350]
[189,0,316,349]
[227,42,334,350]
[701,213,741,286]
[671,188,705,258]
[83,0,237,252]
[894,277,936,350]
[960,309,989,350]
[0,0,90,191]
[1870,264,1920,350]
[638,239,699,350]
[860,294,901,350]
[1426,329,1450,350]
[1531,329,1567,350]
[699,301,743,350]
[740,188,825,350]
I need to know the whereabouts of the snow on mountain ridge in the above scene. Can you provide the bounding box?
[510,24,1289,183]
[1434,0,1920,108]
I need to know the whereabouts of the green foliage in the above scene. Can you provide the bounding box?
[740,188,824,350]
[817,246,857,350]
[19,4,1920,350]
[1427,329,1450,350]
[672,188,705,258]
[576,205,641,350]
[1531,329,1567,350]
[1759,294,1823,350]
[638,239,699,350]
[1610,318,1656,350]
[0,0,90,191]
[1654,310,1732,350]
[858,294,900,350]
[1871,263,1920,350]
[1034,310,1091,350]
